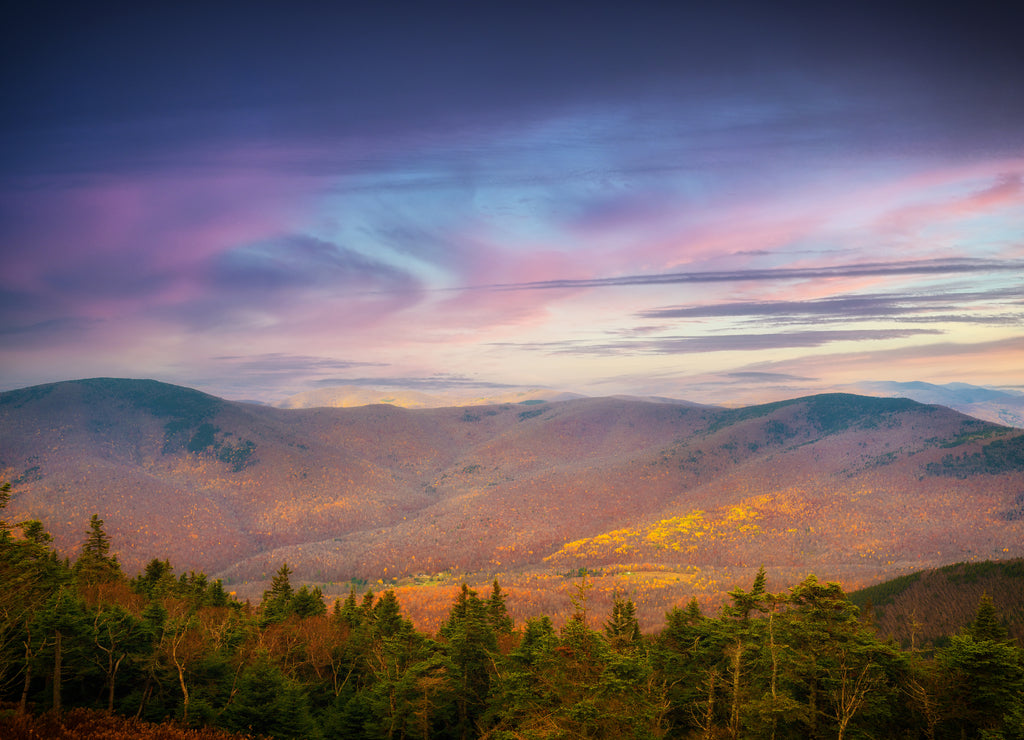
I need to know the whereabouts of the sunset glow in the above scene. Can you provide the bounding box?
[2,4,1022,403]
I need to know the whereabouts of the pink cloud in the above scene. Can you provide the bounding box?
[2,163,322,322]
[875,170,1024,237]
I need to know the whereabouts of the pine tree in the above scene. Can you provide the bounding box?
[966,593,1009,643]
[31,585,90,712]
[335,590,361,628]
[73,514,121,584]
[725,565,768,622]
[441,584,498,740]
[486,579,513,636]
[292,585,327,618]
[938,632,1024,738]
[224,655,321,739]
[604,593,641,651]
[359,589,376,622]
[260,563,295,624]
[683,596,703,623]
[373,590,408,638]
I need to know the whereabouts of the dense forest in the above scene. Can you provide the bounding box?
[2,486,1023,739]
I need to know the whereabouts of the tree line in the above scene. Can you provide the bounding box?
[1,484,1022,739]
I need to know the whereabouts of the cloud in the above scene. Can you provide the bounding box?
[505,328,941,357]
[0,317,101,348]
[210,353,386,374]
[724,336,1024,391]
[312,375,518,391]
[878,172,1024,235]
[724,371,817,382]
[210,235,421,297]
[470,258,1024,293]
[639,287,1023,324]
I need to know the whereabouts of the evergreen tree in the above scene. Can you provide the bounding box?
[603,592,641,651]
[938,633,1024,738]
[30,585,91,712]
[966,592,1010,643]
[485,616,560,735]
[935,595,1023,738]
[652,598,732,736]
[359,589,376,623]
[223,655,321,739]
[335,590,361,628]
[373,590,408,639]
[0,515,69,714]
[440,584,498,739]
[292,585,327,618]
[725,565,769,622]
[260,563,295,624]
[205,578,230,608]
[682,596,703,623]
[73,514,121,584]
[778,575,902,740]
[486,579,513,636]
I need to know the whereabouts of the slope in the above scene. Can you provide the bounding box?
[849,558,1024,646]
[2,379,1023,620]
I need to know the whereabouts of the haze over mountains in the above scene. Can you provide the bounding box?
[274,385,587,411]
[848,381,1024,429]
[2,378,1022,621]
[275,381,1024,429]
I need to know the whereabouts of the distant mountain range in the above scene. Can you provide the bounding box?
[273,385,586,410]
[2,378,1022,625]
[848,381,1024,428]
[276,380,1024,429]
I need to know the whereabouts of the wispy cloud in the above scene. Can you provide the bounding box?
[724,371,817,382]
[210,353,386,374]
[312,375,518,391]
[2,4,1023,403]
[467,258,1024,293]
[639,287,1023,323]
[504,328,941,357]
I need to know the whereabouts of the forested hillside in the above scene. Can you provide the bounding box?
[2,378,1023,624]
[2,499,1022,739]
[850,558,1024,646]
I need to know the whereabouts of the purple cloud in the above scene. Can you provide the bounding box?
[472,259,1023,292]
[639,287,1023,323]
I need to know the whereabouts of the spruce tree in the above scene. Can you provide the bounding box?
[373,590,407,638]
[441,584,497,740]
[224,656,321,739]
[487,579,514,636]
[335,590,361,628]
[292,585,327,618]
[966,593,1009,642]
[73,514,121,584]
[604,593,641,651]
[260,563,295,624]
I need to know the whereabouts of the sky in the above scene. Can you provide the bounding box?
[2,2,1023,405]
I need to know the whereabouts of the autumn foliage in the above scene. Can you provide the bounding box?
[3,380,1023,623]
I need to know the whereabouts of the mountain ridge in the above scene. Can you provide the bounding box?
[2,378,1022,622]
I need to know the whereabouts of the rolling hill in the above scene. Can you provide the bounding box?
[849,558,1024,646]
[850,380,1024,429]
[2,378,1023,628]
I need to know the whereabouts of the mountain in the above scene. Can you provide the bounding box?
[852,381,1024,428]
[279,380,1024,429]
[2,378,1023,628]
